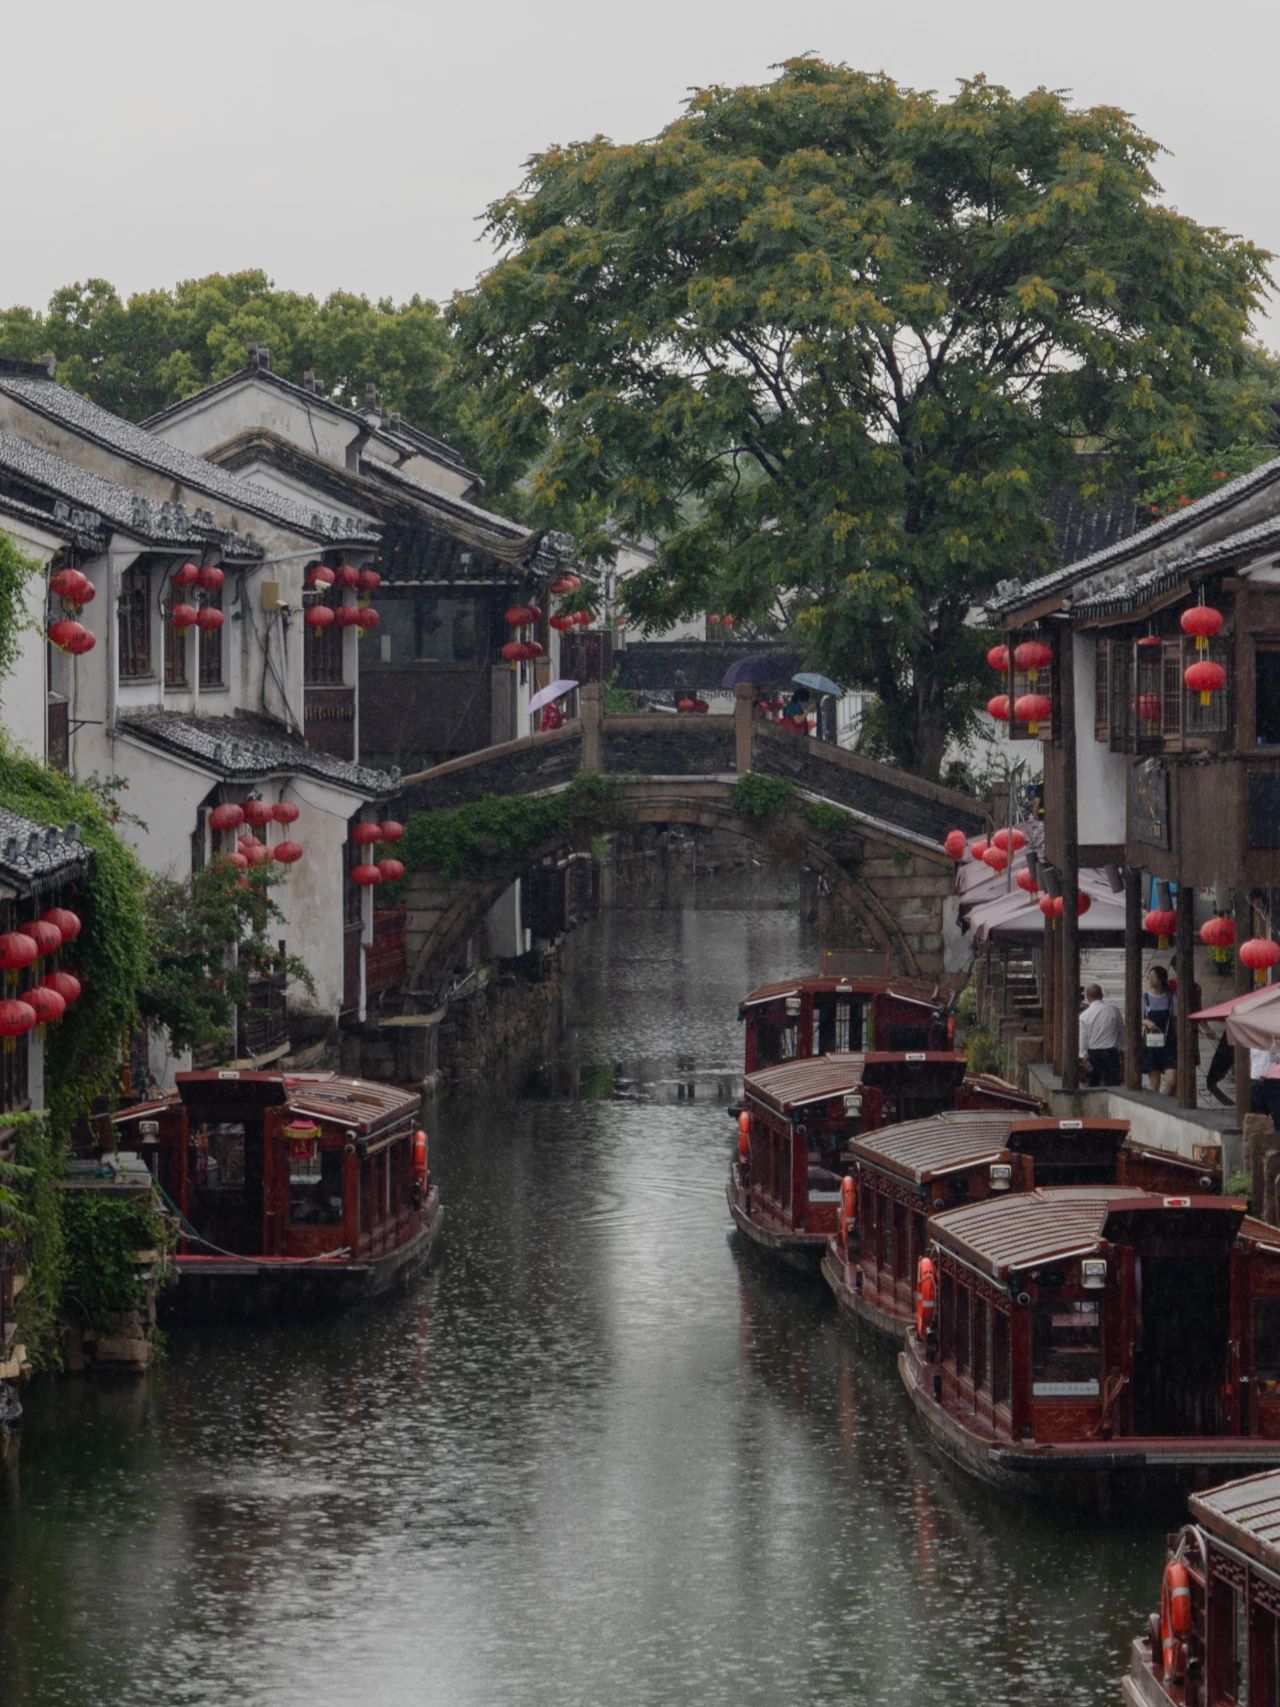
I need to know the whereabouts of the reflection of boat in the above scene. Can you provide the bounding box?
[727,1052,1040,1271]
[739,954,957,1077]
[823,1115,1218,1339]
[1122,1468,1280,1703]
[899,1189,1280,1505]
[106,1071,441,1320]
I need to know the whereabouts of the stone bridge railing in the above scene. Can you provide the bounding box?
[397,683,984,843]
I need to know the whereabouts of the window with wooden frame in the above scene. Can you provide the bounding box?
[1255,641,1280,747]
[163,593,187,687]
[1108,638,1133,753]
[1093,637,1110,741]
[305,588,344,686]
[199,587,223,687]
[1005,641,1056,743]
[118,565,153,679]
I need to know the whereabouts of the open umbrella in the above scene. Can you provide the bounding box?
[792,670,843,697]
[720,654,798,688]
[528,679,578,715]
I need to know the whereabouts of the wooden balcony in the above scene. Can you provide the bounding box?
[365,907,407,995]
[304,686,355,761]
[238,971,289,1060]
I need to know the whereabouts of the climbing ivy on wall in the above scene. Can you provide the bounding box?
[402,773,625,881]
[8,1112,65,1368]
[0,532,36,692]
[62,1191,172,1333]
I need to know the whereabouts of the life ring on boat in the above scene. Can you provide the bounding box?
[737,1110,751,1139]
[413,1128,429,1189]
[915,1257,937,1340]
[839,1175,857,1250]
[737,1130,750,1163]
[1160,1560,1192,1678]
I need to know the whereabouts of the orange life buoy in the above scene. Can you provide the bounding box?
[1160,1560,1192,1679]
[413,1128,429,1188]
[737,1130,750,1163]
[915,1257,937,1340]
[839,1174,857,1253]
[737,1110,751,1138]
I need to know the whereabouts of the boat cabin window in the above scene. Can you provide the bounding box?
[955,1289,971,1376]
[1031,1300,1100,1393]
[939,1272,955,1356]
[199,1121,245,1187]
[289,1142,344,1227]
[893,1201,909,1282]
[1209,1579,1246,1704]
[992,1309,1011,1406]
[973,1298,989,1391]
[879,1199,893,1272]
[1253,1297,1280,1393]
[1253,1598,1278,1704]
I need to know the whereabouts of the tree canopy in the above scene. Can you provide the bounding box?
[450,59,1275,776]
[0,269,466,446]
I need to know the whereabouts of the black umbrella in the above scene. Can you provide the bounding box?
[720,653,799,688]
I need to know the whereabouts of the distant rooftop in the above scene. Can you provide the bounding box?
[0,806,92,897]
[118,711,396,797]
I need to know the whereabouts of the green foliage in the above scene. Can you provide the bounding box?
[1227,1171,1254,1200]
[61,1191,172,1332]
[11,1113,65,1369]
[0,270,475,467]
[602,672,643,716]
[1138,441,1277,518]
[0,533,36,691]
[965,1023,1008,1078]
[402,773,625,880]
[803,799,849,835]
[140,861,314,1057]
[0,739,148,1146]
[730,773,796,817]
[451,60,1273,777]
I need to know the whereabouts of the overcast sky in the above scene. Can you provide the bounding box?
[5,0,1278,344]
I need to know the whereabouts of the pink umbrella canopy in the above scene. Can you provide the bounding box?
[528,679,578,715]
[1192,983,1280,1050]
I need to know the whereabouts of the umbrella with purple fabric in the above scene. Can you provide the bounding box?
[720,654,799,688]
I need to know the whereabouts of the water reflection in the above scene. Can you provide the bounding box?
[0,889,1158,1706]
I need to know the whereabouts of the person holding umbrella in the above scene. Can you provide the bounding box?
[789,671,843,740]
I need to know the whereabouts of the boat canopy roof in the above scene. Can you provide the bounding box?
[744,1052,869,1114]
[1191,1471,1280,1575]
[853,1109,1021,1181]
[738,972,951,1014]
[171,1071,419,1137]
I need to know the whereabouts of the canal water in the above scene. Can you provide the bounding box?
[1,887,1164,1706]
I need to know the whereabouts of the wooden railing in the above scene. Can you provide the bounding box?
[238,971,288,1059]
[366,907,407,994]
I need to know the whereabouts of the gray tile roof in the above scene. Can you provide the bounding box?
[0,365,379,547]
[987,456,1280,619]
[358,456,536,544]
[0,808,92,896]
[0,431,263,556]
[1070,513,1280,620]
[118,712,396,796]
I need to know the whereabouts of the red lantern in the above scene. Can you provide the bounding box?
[574,611,593,627]
[351,822,381,845]
[196,607,224,632]
[1184,659,1225,707]
[273,802,300,825]
[1136,692,1162,724]
[272,841,304,865]
[67,627,95,655]
[334,604,361,628]
[991,828,1027,853]
[50,567,83,602]
[1051,892,1092,919]
[40,970,81,1007]
[306,604,336,632]
[352,863,383,886]
[943,830,967,861]
[379,821,404,843]
[241,841,270,867]
[983,847,1008,872]
[986,644,1009,672]
[692,699,709,713]
[1014,693,1052,735]
[26,984,65,1029]
[1016,869,1038,895]
[550,614,576,632]
[1144,908,1177,948]
[17,920,62,957]
[1038,894,1056,922]
[358,569,381,592]
[69,572,94,605]
[307,565,336,589]
[48,619,85,652]
[721,615,736,628]
[987,695,1010,722]
[334,564,361,589]
[378,857,405,881]
[355,607,380,630]
[500,641,524,663]
[242,799,274,827]
[520,640,544,661]
[40,907,81,942]
[1013,640,1052,681]
[1180,604,1223,653]
[170,604,198,629]
[505,605,537,627]
[1200,916,1236,950]
[1241,938,1280,986]
[0,999,35,1046]
[228,851,250,871]
[708,613,721,626]
[197,565,224,591]
[677,698,696,713]
[0,933,37,974]
[550,574,581,595]
[172,562,200,588]
[209,803,245,831]
[970,838,988,862]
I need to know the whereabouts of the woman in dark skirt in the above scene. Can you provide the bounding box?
[1141,963,1177,1095]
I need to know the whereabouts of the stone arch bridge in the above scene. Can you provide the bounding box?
[389,684,984,1006]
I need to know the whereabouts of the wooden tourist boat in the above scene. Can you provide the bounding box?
[727,1051,1040,1271]
[738,950,957,1075]
[898,1188,1280,1505]
[1122,1468,1280,1704]
[105,1070,442,1320]
[823,1115,1219,1340]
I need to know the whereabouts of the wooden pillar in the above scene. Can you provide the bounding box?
[1043,907,1059,1074]
[580,680,602,772]
[1124,867,1143,1090]
[1059,630,1081,1090]
[734,682,755,776]
[1175,879,1196,1109]
[1235,887,1254,1129]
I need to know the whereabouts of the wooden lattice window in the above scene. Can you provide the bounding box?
[1093,637,1110,741]
[305,589,344,686]
[163,594,187,687]
[1181,633,1230,741]
[199,587,223,687]
[1108,639,1133,753]
[118,566,153,679]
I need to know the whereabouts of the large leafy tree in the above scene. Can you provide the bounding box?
[0,270,464,448]
[450,60,1273,776]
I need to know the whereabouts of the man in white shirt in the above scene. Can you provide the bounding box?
[1078,984,1125,1086]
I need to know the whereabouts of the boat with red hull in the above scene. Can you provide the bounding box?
[822,1114,1219,1339]
[106,1070,442,1320]
[727,1051,1040,1270]
[898,1188,1280,1504]
[1122,1468,1280,1703]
